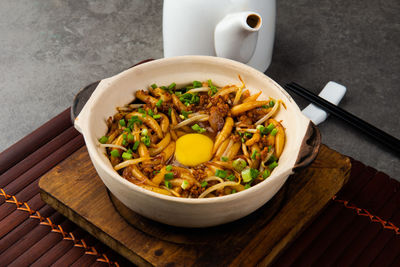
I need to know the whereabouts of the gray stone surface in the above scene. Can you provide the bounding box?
[1,0,399,180]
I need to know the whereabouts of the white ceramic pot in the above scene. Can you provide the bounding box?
[73,56,320,228]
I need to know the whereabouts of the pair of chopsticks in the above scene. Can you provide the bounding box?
[284,82,400,156]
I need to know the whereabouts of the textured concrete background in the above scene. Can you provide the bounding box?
[1,0,399,180]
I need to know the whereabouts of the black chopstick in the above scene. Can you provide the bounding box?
[284,82,400,156]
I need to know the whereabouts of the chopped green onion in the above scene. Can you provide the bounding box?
[132,141,140,150]
[122,152,132,160]
[181,110,192,119]
[210,86,218,95]
[99,136,108,144]
[119,119,126,127]
[267,155,278,164]
[164,181,172,188]
[127,116,142,128]
[123,128,131,133]
[269,100,275,107]
[215,169,227,178]
[153,170,160,175]
[166,165,173,171]
[270,128,278,136]
[251,150,258,160]
[156,99,163,107]
[141,135,151,147]
[141,128,148,136]
[241,137,245,143]
[123,134,127,140]
[110,149,120,158]
[191,124,206,133]
[153,114,161,119]
[266,123,275,132]
[261,105,269,109]
[148,109,154,117]
[260,126,270,135]
[244,132,253,138]
[231,189,237,194]
[127,148,133,154]
[269,161,278,170]
[168,82,176,89]
[193,95,200,104]
[181,180,189,190]
[122,140,127,146]
[164,172,174,180]
[138,108,145,114]
[201,181,208,188]
[251,168,260,179]
[241,168,252,183]
[151,83,157,89]
[256,125,263,130]
[193,80,202,88]
[244,183,251,189]
[179,93,197,105]
[262,169,271,179]
[232,158,247,172]
[168,107,172,116]
[127,133,134,142]
[226,174,235,181]
[221,156,229,162]
[241,168,259,183]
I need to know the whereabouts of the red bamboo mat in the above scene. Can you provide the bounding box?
[0,107,399,266]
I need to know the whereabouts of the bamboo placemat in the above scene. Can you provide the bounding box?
[0,107,399,266]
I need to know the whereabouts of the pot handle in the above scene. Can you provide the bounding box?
[71,59,155,124]
[293,122,321,171]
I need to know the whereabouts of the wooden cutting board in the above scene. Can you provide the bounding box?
[39,144,351,266]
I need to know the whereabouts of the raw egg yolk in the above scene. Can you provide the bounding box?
[175,133,213,166]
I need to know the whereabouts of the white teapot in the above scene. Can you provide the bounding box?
[163,0,276,72]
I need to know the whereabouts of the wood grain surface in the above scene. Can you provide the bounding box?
[39,144,351,266]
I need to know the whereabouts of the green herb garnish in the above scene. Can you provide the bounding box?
[164,172,174,180]
[181,180,189,190]
[269,161,278,170]
[191,124,206,133]
[99,136,108,144]
[181,110,192,119]
[132,141,140,151]
[165,181,172,188]
[119,119,126,127]
[141,135,151,147]
[193,80,202,88]
[262,169,271,179]
[232,158,247,172]
[122,152,132,160]
[110,149,120,158]
[156,99,163,107]
[226,174,235,181]
[215,169,227,179]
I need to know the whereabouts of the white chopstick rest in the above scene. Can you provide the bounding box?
[302,81,347,125]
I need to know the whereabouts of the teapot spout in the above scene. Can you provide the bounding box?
[214,11,262,64]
